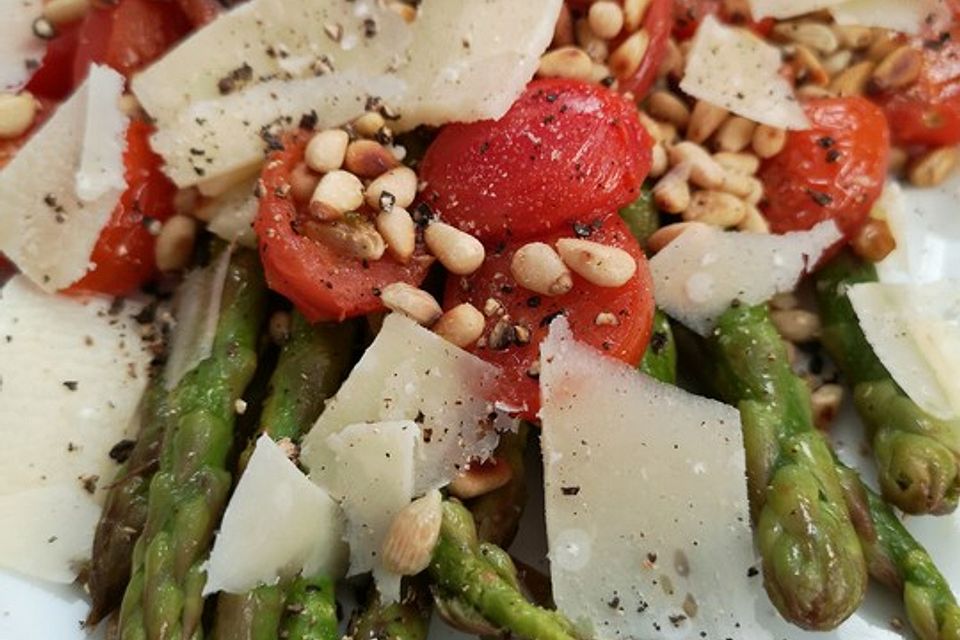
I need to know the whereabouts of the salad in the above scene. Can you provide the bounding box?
[0,0,959,639]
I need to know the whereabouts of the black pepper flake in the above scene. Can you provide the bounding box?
[478,141,490,154]
[217,63,254,95]
[488,318,518,350]
[62,380,79,391]
[109,439,136,464]
[747,566,759,577]
[362,17,378,37]
[526,296,541,308]
[648,331,668,355]
[412,202,435,227]
[298,110,319,131]
[606,595,621,609]
[561,486,581,496]
[816,136,835,148]
[539,309,566,328]
[805,188,833,207]
[572,221,593,238]
[259,128,285,152]
[826,149,842,163]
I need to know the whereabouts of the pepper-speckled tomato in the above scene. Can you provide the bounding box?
[418,78,652,243]
[444,212,655,420]
[759,97,890,242]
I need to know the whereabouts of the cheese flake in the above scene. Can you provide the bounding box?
[203,177,259,248]
[0,0,46,91]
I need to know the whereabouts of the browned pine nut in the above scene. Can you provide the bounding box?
[424,222,485,276]
[353,112,386,138]
[386,0,416,23]
[714,151,760,176]
[683,190,747,227]
[376,206,416,263]
[42,0,89,26]
[433,303,485,348]
[866,30,904,62]
[155,215,198,272]
[588,1,624,40]
[538,46,594,82]
[720,170,761,200]
[774,22,839,54]
[647,222,703,253]
[649,142,669,178]
[344,139,398,178]
[653,163,692,213]
[302,217,386,261]
[381,490,442,575]
[851,218,897,263]
[0,93,38,139]
[669,141,725,189]
[647,90,690,129]
[687,100,729,144]
[833,24,874,50]
[822,50,853,76]
[623,0,652,31]
[304,129,349,173]
[752,124,787,159]
[871,46,923,92]
[448,458,513,499]
[830,61,875,96]
[366,166,418,210]
[791,44,829,87]
[310,170,364,220]
[771,309,821,343]
[770,292,798,311]
[811,383,844,430]
[553,2,575,47]
[575,18,609,63]
[289,162,320,204]
[268,310,293,345]
[381,282,442,326]
[715,117,757,153]
[659,37,685,80]
[888,147,908,174]
[510,242,573,296]
[737,204,770,233]
[908,146,959,187]
[556,238,637,287]
[609,30,650,79]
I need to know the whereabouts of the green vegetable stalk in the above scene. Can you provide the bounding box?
[618,186,659,252]
[349,583,431,640]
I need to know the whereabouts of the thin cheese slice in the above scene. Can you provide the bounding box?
[0,0,46,91]
[300,314,502,496]
[650,220,841,335]
[848,281,960,420]
[203,177,259,248]
[324,421,418,603]
[680,16,810,130]
[0,65,127,291]
[830,0,941,34]
[204,436,345,595]
[540,318,766,639]
[748,0,848,19]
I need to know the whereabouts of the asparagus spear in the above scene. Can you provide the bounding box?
[618,185,659,253]
[119,249,266,640]
[349,583,431,640]
[815,252,960,515]
[467,423,529,547]
[280,575,339,640]
[429,500,581,640]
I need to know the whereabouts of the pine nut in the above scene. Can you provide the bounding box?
[653,162,692,213]
[609,30,649,79]
[796,85,835,100]
[737,203,770,233]
[269,311,293,345]
[669,142,725,189]
[649,142,669,178]
[720,170,760,200]
[770,292,798,311]
[871,46,923,92]
[908,146,959,187]
[433,303,485,348]
[638,112,675,144]
[647,91,690,129]
[386,0,416,23]
[366,166,418,211]
[117,93,142,118]
[448,459,513,499]
[344,139,398,178]
[538,46,594,82]
[381,490,442,576]
[595,311,619,326]
[687,100,729,144]
[791,44,829,87]
[623,0,651,31]
[683,190,747,227]
[811,383,844,430]
[822,50,853,76]
[381,283,442,326]
[304,129,349,173]
[310,170,364,220]
[289,162,320,204]
[353,111,386,138]
[510,242,573,296]
[714,151,760,176]
[376,206,416,263]
[42,0,89,26]
[830,61,875,96]
[771,309,821,343]
[424,222,485,276]
[866,30,904,62]
[888,147,908,175]
[588,1,624,39]
[742,176,765,205]
[647,222,702,253]
[851,218,896,263]
[752,124,787,159]
[556,239,637,288]
[553,2,575,47]
[774,22,839,54]
[575,18,609,63]
[302,217,386,261]
[590,63,614,85]
[155,215,197,272]
[0,93,38,139]
[833,25,874,50]
[660,37,685,80]
[714,117,757,153]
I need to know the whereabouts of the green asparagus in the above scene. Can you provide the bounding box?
[815,252,960,515]
[618,185,660,252]
[119,249,267,640]
[467,423,529,547]
[280,575,340,640]
[349,583,431,640]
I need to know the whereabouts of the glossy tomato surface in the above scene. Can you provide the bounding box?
[418,78,652,243]
[672,0,774,40]
[759,97,890,243]
[444,212,655,419]
[25,23,81,101]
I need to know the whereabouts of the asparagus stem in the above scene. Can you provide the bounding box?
[349,583,431,640]
[618,186,659,252]
[119,249,267,640]
[815,252,960,515]
[467,423,530,547]
[281,576,339,640]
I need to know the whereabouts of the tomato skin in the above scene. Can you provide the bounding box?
[25,23,81,101]
[672,0,774,41]
[256,133,433,322]
[174,0,221,26]
[67,121,177,296]
[617,0,674,100]
[444,213,655,419]
[758,97,890,243]
[419,79,652,243]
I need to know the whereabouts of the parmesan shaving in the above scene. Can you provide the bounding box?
[203,177,259,248]
[76,65,129,202]
[0,0,46,91]
[829,0,940,34]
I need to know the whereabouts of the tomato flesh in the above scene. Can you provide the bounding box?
[419,79,652,243]
[444,213,655,419]
[25,23,81,101]
[758,97,890,244]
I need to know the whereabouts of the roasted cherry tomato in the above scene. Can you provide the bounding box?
[616,0,674,100]
[256,133,433,322]
[672,0,774,41]
[419,79,652,243]
[67,121,177,296]
[758,97,890,243]
[25,22,81,101]
[444,212,655,419]
[174,0,221,27]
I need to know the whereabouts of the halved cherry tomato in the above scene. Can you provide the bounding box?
[67,121,177,296]
[616,0,674,100]
[174,0,221,27]
[672,0,774,41]
[444,212,655,419]
[419,79,652,243]
[256,132,433,322]
[25,22,81,101]
[758,97,890,243]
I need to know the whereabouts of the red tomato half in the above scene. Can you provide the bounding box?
[67,121,177,296]
[759,97,890,243]
[672,0,774,41]
[617,0,674,100]
[175,0,221,27]
[25,23,81,101]
[419,79,652,243]
[256,133,433,322]
[444,213,655,419]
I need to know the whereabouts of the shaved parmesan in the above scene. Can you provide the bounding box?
[301,314,502,495]
[204,436,345,595]
[0,65,127,291]
[848,281,960,420]
[203,177,259,248]
[325,421,418,603]
[680,16,809,130]
[748,0,847,19]
[164,247,232,390]
[829,0,939,34]
[540,319,765,639]
[650,221,841,335]
[0,276,150,582]
[0,0,45,91]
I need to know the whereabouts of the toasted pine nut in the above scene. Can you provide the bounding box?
[0,93,38,139]
[638,112,677,144]
[289,162,320,204]
[310,170,364,220]
[830,61,875,96]
[742,176,765,205]
[908,146,959,187]
[386,0,416,22]
[353,111,386,138]
[155,215,197,272]
[660,37,685,79]
[556,238,637,288]
[771,309,821,343]
[42,0,89,26]
[268,310,292,345]
[796,84,835,100]
[833,24,874,50]
[622,0,651,31]
[687,100,729,144]
[653,163,692,213]
[448,459,513,499]
[344,139,398,178]
[752,124,787,159]
[683,190,747,227]
[609,30,649,78]
[118,93,142,118]
[538,46,594,81]
[647,90,690,129]
[304,129,349,173]
[888,147,908,175]
[737,203,770,233]
[510,242,573,296]
[720,170,760,200]
[866,30,904,62]
[871,45,923,91]
[381,283,442,326]
[376,206,416,263]
[424,222,485,276]
[851,218,897,263]
[433,303,485,348]
[649,142,669,178]
[553,2,575,47]
[590,62,615,85]
[588,1,624,39]
[382,490,442,575]
[715,117,757,153]
[303,217,386,261]
[714,151,760,176]
[770,292,798,311]
[811,383,844,430]
[791,44,829,87]
[669,141,725,189]
[822,50,853,76]
[575,18,610,63]
[366,166,418,211]
[774,22,839,54]
[647,222,702,253]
